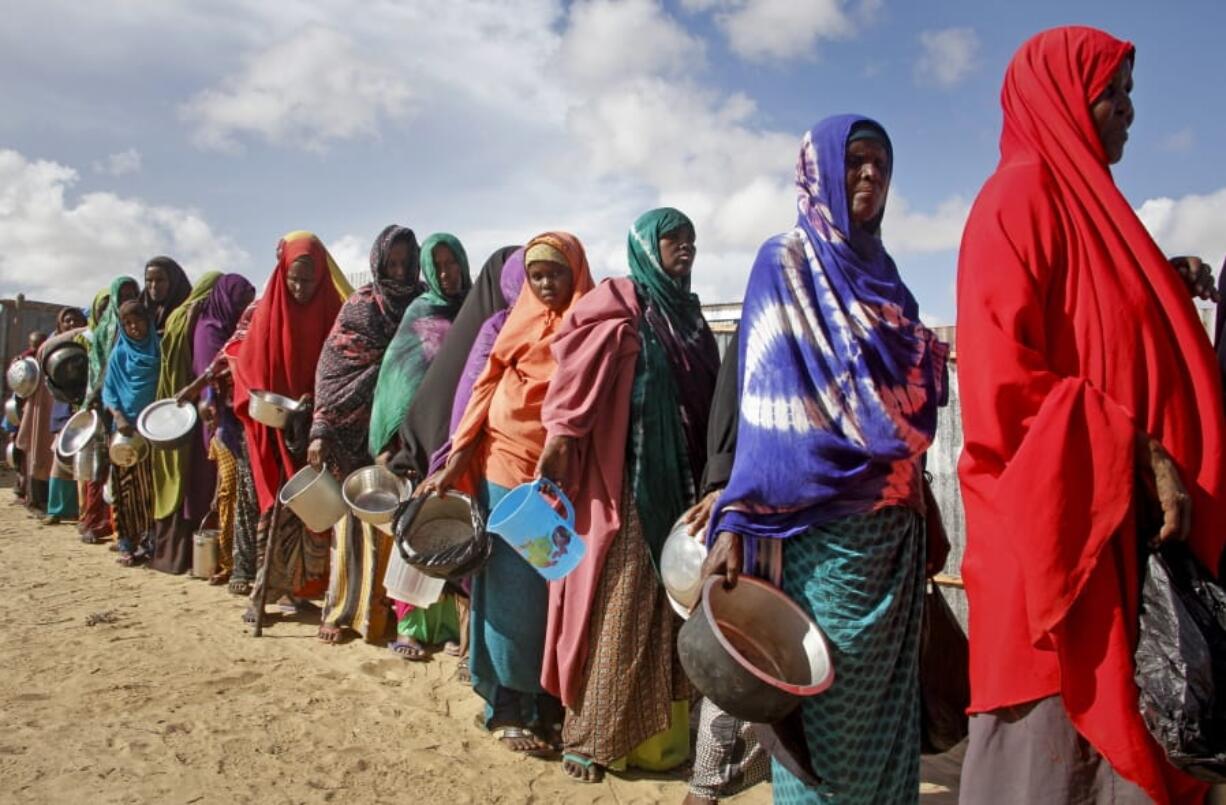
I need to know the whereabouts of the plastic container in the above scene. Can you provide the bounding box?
[383,544,446,607]
[487,478,586,581]
[660,517,709,616]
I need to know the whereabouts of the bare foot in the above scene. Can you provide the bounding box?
[317,625,344,644]
[682,795,717,805]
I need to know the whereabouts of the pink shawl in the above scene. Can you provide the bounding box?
[540,278,642,705]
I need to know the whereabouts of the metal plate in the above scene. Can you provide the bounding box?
[56,409,99,456]
[138,398,198,445]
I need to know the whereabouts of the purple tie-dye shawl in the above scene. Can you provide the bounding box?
[709,115,949,563]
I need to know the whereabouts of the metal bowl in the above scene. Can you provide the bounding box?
[53,447,73,477]
[7,357,40,399]
[138,398,198,448]
[279,466,347,532]
[5,395,19,427]
[56,409,99,457]
[660,517,709,617]
[342,465,409,531]
[72,440,103,482]
[43,342,88,405]
[109,431,150,468]
[678,575,834,724]
[248,389,303,430]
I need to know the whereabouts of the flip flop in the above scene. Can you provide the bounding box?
[388,640,428,662]
[562,752,605,783]
[228,579,252,596]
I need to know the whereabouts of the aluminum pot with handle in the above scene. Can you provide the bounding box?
[72,438,103,482]
[4,396,19,427]
[6,357,40,399]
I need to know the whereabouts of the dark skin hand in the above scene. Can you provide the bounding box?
[535,435,576,498]
[415,439,479,497]
[680,489,720,536]
[1169,256,1220,303]
[111,410,135,437]
[1137,432,1192,548]
[306,437,329,472]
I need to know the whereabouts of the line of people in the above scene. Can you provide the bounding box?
[8,25,1226,804]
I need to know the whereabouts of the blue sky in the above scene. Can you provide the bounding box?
[1,0,1223,324]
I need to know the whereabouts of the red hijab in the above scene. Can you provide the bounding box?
[232,231,349,510]
[957,27,1225,803]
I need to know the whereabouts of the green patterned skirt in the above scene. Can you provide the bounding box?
[771,506,925,805]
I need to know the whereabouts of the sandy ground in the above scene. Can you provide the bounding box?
[0,479,962,804]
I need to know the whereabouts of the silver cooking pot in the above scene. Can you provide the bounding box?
[6,357,40,399]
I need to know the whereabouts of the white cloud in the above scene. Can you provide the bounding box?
[689,0,860,62]
[884,193,972,254]
[1160,128,1195,153]
[180,24,414,152]
[0,149,248,302]
[1137,187,1226,267]
[915,27,980,88]
[562,0,705,88]
[328,234,369,281]
[92,148,142,177]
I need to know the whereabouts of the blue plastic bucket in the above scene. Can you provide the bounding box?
[487,478,586,581]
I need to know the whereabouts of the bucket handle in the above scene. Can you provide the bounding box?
[532,477,574,528]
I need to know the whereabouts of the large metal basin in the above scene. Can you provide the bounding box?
[279,466,346,532]
[72,439,103,482]
[57,409,99,456]
[248,390,303,430]
[7,357,40,399]
[138,398,198,448]
[678,575,834,724]
[109,431,150,468]
[342,465,409,532]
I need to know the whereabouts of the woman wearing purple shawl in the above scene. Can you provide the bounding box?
[177,274,256,586]
[705,116,949,803]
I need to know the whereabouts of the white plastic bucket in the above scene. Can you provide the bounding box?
[383,543,445,606]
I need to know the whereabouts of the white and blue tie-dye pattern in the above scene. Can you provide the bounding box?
[710,115,949,553]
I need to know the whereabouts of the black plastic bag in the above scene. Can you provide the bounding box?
[1135,543,1226,782]
[919,581,970,754]
[392,491,490,581]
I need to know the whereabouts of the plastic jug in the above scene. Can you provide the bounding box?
[487,478,586,581]
[383,542,445,606]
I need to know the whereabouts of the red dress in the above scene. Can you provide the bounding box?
[956,27,1226,804]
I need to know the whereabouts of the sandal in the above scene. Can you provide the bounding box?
[80,531,108,545]
[388,639,428,662]
[452,659,472,685]
[208,570,231,586]
[116,553,142,568]
[228,579,252,596]
[492,725,555,758]
[443,640,463,657]
[562,752,605,783]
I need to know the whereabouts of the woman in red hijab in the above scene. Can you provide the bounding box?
[957,26,1225,803]
[231,231,351,626]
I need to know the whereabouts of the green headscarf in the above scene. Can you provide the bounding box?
[367,233,471,457]
[86,275,139,404]
[625,207,719,568]
[151,271,221,520]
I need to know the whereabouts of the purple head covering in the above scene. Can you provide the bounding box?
[192,273,255,456]
[709,115,948,565]
[193,274,256,376]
